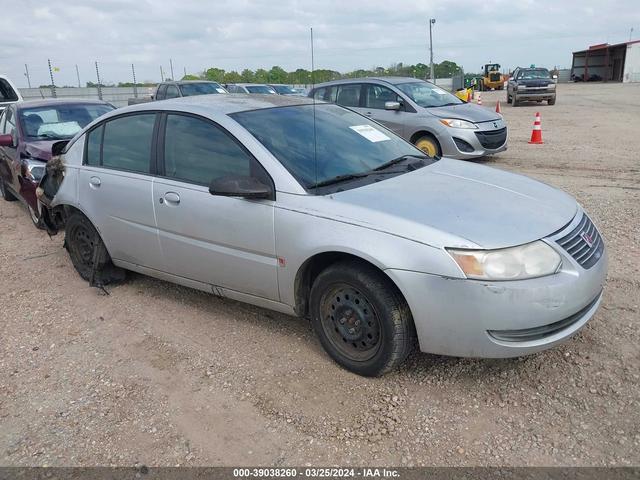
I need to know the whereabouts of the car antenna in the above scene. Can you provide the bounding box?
[311,27,318,193]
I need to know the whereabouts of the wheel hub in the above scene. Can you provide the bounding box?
[322,286,380,356]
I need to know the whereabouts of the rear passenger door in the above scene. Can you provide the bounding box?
[361,83,405,136]
[79,113,163,269]
[152,113,278,300]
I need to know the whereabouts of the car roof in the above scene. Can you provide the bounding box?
[163,80,220,85]
[231,83,272,87]
[313,76,424,89]
[111,93,319,117]
[16,98,112,109]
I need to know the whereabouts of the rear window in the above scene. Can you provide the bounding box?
[0,79,19,102]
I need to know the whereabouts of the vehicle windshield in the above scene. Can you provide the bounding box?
[19,103,114,140]
[231,104,435,191]
[272,85,298,94]
[179,82,227,96]
[518,69,551,80]
[246,85,277,94]
[396,81,463,108]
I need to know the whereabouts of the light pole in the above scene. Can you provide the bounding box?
[429,18,436,81]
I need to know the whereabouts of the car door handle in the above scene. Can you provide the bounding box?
[163,191,180,205]
[89,176,101,188]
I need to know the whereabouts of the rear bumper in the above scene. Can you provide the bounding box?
[385,237,608,358]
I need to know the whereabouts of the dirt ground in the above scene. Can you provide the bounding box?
[1,82,639,467]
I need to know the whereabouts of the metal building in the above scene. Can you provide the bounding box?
[571,40,640,83]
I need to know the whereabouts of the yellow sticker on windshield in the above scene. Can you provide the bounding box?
[350,125,390,143]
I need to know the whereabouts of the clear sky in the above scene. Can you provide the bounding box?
[1,0,638,87]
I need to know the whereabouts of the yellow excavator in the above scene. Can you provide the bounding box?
[479,63,506,91]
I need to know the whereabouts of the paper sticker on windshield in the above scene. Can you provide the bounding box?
[216,88,226,93]
[432,87,448,95]
[350,125,390,143]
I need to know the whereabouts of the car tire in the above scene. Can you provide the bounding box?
[414,134,441,158]
[65,212,125,285]
[309,260,416,377]
[506,92,512,104]
[548,96,556,105]
[512,94,518,107]
[0,178,17,201]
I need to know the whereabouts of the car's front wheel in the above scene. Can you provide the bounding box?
[548,96,556,105]
[414,134,441,158]
[512,94,519,107]
[65,212,125,285]
[309,260,416,376]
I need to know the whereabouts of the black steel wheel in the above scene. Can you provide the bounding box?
[65,212,125,284]
[319,284,382,362]
[309,260,416,376]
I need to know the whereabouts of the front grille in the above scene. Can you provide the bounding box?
[489,73,501,82]
[487,293,601,342]
[555,213,604,269]
[475,127,507,150]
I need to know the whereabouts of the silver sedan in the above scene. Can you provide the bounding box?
[39,95,607,376]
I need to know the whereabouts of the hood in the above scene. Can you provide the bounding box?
[23,140,55,162]
[317,158,577,249]
[424,102,501,124]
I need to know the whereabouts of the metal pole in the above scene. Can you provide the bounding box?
[47,59,57,98]
[95,61,103,100]
[24,64,31,88]
[169,58,174,80]
[429,18,436,81]
[132,64,138,98]
[160,65,165,82]
[75,64,81,88]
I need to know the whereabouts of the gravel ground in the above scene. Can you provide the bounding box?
[1,82,639,467]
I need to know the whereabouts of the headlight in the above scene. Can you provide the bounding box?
[447,241,562,280]
[439,119,478,129]
[548,83,556,89]
[26,160,46,182]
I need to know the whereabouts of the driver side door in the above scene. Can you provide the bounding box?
[152,113,279,300]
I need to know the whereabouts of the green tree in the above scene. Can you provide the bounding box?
[435,60,461,78]
[223,70,242,83]
[268,66,288,83]
[181,74,201,81]
[240,69,255,82]
[253,68,269,82]
[204,67,225,82]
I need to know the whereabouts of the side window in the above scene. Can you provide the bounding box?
[0,110,6,134]
[101,114,155,173]
[165,85,180,99]
[363,84,401,109]
[336,84,361,107]
[163,114,261,186]
[313,86,337,103]
[85,125,103,166]
[156,85,167,100]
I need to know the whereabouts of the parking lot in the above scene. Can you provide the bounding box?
[0,82,639,467]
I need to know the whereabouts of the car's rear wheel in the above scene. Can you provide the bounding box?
[65,212,125,284]
[0,178,17,202]
[414,135,441,158]
[309,260,416,377]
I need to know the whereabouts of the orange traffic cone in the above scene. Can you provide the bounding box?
[495,101,501,114]
[467,90,472,102]
[477,93,482,105]
[528,112,544,144]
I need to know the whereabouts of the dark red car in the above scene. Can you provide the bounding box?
[0,99,114,227]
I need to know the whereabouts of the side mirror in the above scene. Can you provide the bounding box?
[0,134,14,147]
[209,175,273,200]
[384,101,401,111]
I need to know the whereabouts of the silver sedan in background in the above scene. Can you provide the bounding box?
[39,95,606,376]
[310,77,507,160]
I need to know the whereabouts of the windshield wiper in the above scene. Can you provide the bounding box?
[373,154,429,171]
[310,172,369,188]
